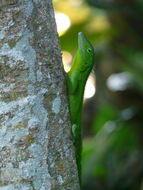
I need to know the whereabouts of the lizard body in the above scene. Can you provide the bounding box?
[66,32,94,186]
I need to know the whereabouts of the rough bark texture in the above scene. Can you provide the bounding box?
[0,0,80,189]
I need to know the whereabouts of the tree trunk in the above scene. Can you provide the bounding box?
[0,0,80,189]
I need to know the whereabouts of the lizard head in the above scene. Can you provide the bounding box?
[78,32,94,71]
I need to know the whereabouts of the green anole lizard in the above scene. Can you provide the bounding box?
[66,32,95,186]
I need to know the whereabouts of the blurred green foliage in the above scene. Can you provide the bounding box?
[54,0,143,189]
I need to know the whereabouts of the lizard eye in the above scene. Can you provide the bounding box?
[87,48,92,53]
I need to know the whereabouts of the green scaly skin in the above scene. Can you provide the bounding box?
[66,32,94,186]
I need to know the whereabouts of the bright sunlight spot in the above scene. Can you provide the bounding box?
[55,0,90,24]
[62,51,73,72]
[55,12,71,36]
[84,74,96,99]
[107,72,132,91]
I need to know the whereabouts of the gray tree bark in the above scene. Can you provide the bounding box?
[0,0,80,189]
